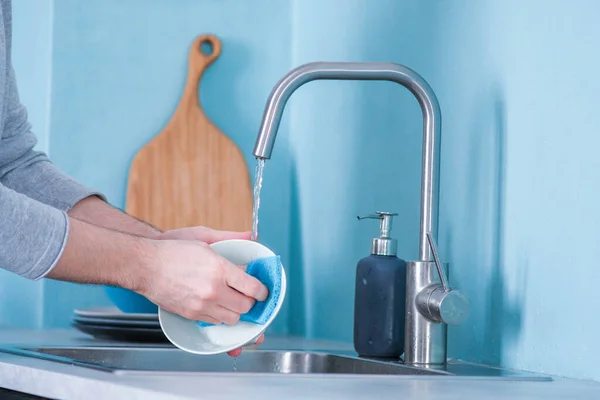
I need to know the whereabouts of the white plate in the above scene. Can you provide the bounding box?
[159,239,287,355]
[74,307,158,321]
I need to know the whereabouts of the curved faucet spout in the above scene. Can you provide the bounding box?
[252,61,441,261]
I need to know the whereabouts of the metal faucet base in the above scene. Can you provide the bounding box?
[404,260,448,365]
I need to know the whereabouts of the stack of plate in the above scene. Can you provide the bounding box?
[72,307,170,344]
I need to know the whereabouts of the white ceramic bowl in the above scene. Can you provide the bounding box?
[158,239,287,355]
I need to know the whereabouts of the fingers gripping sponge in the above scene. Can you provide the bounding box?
[240,255,282,324]
[196,256,282,328]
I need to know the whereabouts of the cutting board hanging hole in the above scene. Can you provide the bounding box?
[200,40,214,56]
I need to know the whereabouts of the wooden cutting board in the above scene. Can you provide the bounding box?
[125,34,253,233]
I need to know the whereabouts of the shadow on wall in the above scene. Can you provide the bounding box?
[446,84,527,366]
[287,163,306,335]
[484,92,527,366]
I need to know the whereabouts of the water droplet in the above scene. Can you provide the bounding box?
[368,339,373,345]
[233,357,238,372]
[362,278,367,285]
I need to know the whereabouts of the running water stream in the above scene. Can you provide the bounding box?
[251,158,265,242]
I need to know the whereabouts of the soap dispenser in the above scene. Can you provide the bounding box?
[353,211,407,358]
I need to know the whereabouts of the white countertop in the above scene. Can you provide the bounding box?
[0,329,598,400]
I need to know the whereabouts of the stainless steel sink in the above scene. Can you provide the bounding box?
[0,346,439,376]
[0,346,551,380]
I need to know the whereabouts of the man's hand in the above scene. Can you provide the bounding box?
[156,227,263,357]
[140,239,268,324]
[227,334,265,358]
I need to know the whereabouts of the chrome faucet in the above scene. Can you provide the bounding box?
[252,62,470,366]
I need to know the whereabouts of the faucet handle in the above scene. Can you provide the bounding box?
[426,233,449,291]
[418,286,470,325]
[417,233,471,325]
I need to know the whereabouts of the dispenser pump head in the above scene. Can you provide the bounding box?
[357,211,398,256]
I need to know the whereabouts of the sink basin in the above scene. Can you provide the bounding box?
[0,346,440,376]
[0,346,551,381]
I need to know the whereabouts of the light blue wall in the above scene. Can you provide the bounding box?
[435,0,600,381]
[6,0,600,382]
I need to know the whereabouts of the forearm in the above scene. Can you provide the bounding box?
[68,195,161,239]
[46,216,155,291]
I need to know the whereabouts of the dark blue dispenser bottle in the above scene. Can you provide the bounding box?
[353,211,407,358]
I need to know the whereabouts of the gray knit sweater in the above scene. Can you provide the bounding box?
[0,0,103,279]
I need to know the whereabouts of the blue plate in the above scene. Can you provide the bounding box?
[104,286,158,314]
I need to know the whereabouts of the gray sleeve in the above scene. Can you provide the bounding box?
[0,65,106,212]
[0,66,104,279]
[0,182,70,280]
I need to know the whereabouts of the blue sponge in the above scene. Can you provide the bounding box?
[196,255,283,328]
